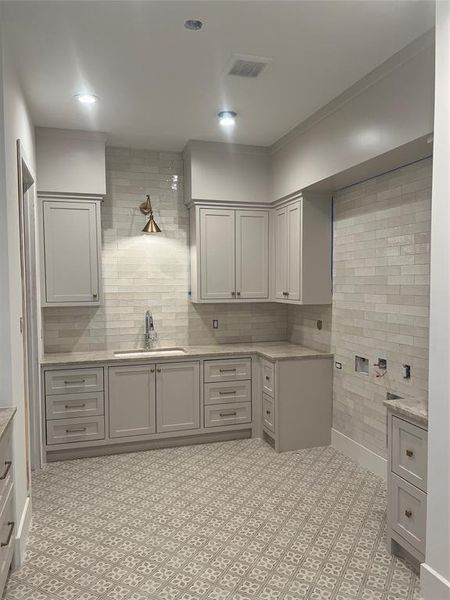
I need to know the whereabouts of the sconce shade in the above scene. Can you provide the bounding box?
[140,194,161,234]
[142,217,161,234]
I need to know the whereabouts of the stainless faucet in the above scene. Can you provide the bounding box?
[144,310,157,349]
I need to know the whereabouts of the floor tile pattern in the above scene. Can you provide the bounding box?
[5,440,422,599]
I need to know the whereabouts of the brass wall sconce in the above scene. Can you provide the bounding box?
[140,194,161,233]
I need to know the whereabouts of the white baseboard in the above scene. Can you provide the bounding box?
[331,428,387,480]
[13,496,32,568]
[421,563,450,600]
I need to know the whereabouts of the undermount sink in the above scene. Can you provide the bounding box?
[114,347,187,358]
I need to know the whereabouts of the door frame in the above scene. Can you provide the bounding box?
[17,140,43,473]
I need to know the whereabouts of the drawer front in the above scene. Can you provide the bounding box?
[263,393,275,433]
[392,416,427,492]
[46,392,104,420]
[204,358,251,383]
[0,428,13,516]
[262,360,275,397]
[46,416,105,445]
[0,486,15,592]
[391,473,426,554]
[204,402,251,428]
[204,381,251,405]
[45,368,104,395]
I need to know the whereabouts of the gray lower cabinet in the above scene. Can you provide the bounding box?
[387,411,428,563]
[156,362,200,433]
[0,417,15,597]
[109,365,156,438]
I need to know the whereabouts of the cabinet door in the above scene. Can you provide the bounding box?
[287,201,301,300]
[200,208,235,300]
[274,207,288,299]
[43,200,100,304]
[156,362,200,433]
[109,365,156,438]
[236,210,269,299]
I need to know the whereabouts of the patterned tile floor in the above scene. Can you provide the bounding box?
[5,439,422,600]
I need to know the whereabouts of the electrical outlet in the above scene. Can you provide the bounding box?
[212,320,219,329]
[335,361,342,370]
[402,364,411,379]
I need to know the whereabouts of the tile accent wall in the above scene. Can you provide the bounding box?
[43,147,287,353]
[289,157,432,459]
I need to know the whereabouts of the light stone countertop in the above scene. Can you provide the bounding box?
[0,407,16,442]
[41,342,333,368]
[383,397,428,427]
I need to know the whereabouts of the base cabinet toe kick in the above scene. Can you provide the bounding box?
[386,410,428,564]
[42,356,255,460]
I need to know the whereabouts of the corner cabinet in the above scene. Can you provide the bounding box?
[272,195,332,305]
[190,205,269,302]
[40,196,102,306]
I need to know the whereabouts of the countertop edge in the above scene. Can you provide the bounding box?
[0,407,17,442]
[383,399,428,427]
[40,345,334,367]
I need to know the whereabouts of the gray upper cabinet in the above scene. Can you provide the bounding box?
[109,364,156,438]
[41,199,102,306]
[272,195,331,305]
[156,362,200,433]
[191,205,269,302]
[199,208,235,300]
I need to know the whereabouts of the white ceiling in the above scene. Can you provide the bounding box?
[1,1,435,151]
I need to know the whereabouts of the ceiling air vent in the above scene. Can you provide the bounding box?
[227,54,271,78]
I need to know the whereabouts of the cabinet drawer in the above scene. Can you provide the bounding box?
[261,360,275,397]
[46,416,105,445]
[392,416,427,492]
[0,428,13,516]
[204,381,251,405]
[204,358,251,383]
[263,393,275,433]
[46,392,104,420]
[0,486,15,593]
[204,402,251,428]
[45,368,104,395]
[391,473,426,555]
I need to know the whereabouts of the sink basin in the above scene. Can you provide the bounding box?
[114,347,187,358]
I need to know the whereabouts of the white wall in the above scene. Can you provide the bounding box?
[0,26,36,562]
[270,31,435,201]
[184,141,270,204]
[421,3,450,598]
[35,127,106,196]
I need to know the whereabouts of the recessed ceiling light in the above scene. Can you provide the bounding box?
[218,111,237,126]
[75,94,98,105]
[184,19,203,30]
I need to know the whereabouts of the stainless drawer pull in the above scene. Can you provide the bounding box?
[0,461,12,480]
[65,427,87,433]
[64,379,86,384]
[219,411,237,417]
[218,391,236,395]
[405,509,412,518]
[65,403,86,409]
[1,521,14,548]
[406,449,414,457]
[219,368,236,373]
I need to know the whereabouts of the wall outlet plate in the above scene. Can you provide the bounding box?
[335,361,342,370]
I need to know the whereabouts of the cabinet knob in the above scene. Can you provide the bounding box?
[265,376,270,380]
[405,509,412,519]
[266,410,271,415]
[406,449,414,457]
[237,292,241,296]
[93,293,98,298]
[231,291,236,296]
[283,291,289,296]
[157,368,162,373]
[150,369,155,373]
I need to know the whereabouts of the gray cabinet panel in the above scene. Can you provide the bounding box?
[109,365,156,438]
[156,362,200,433]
